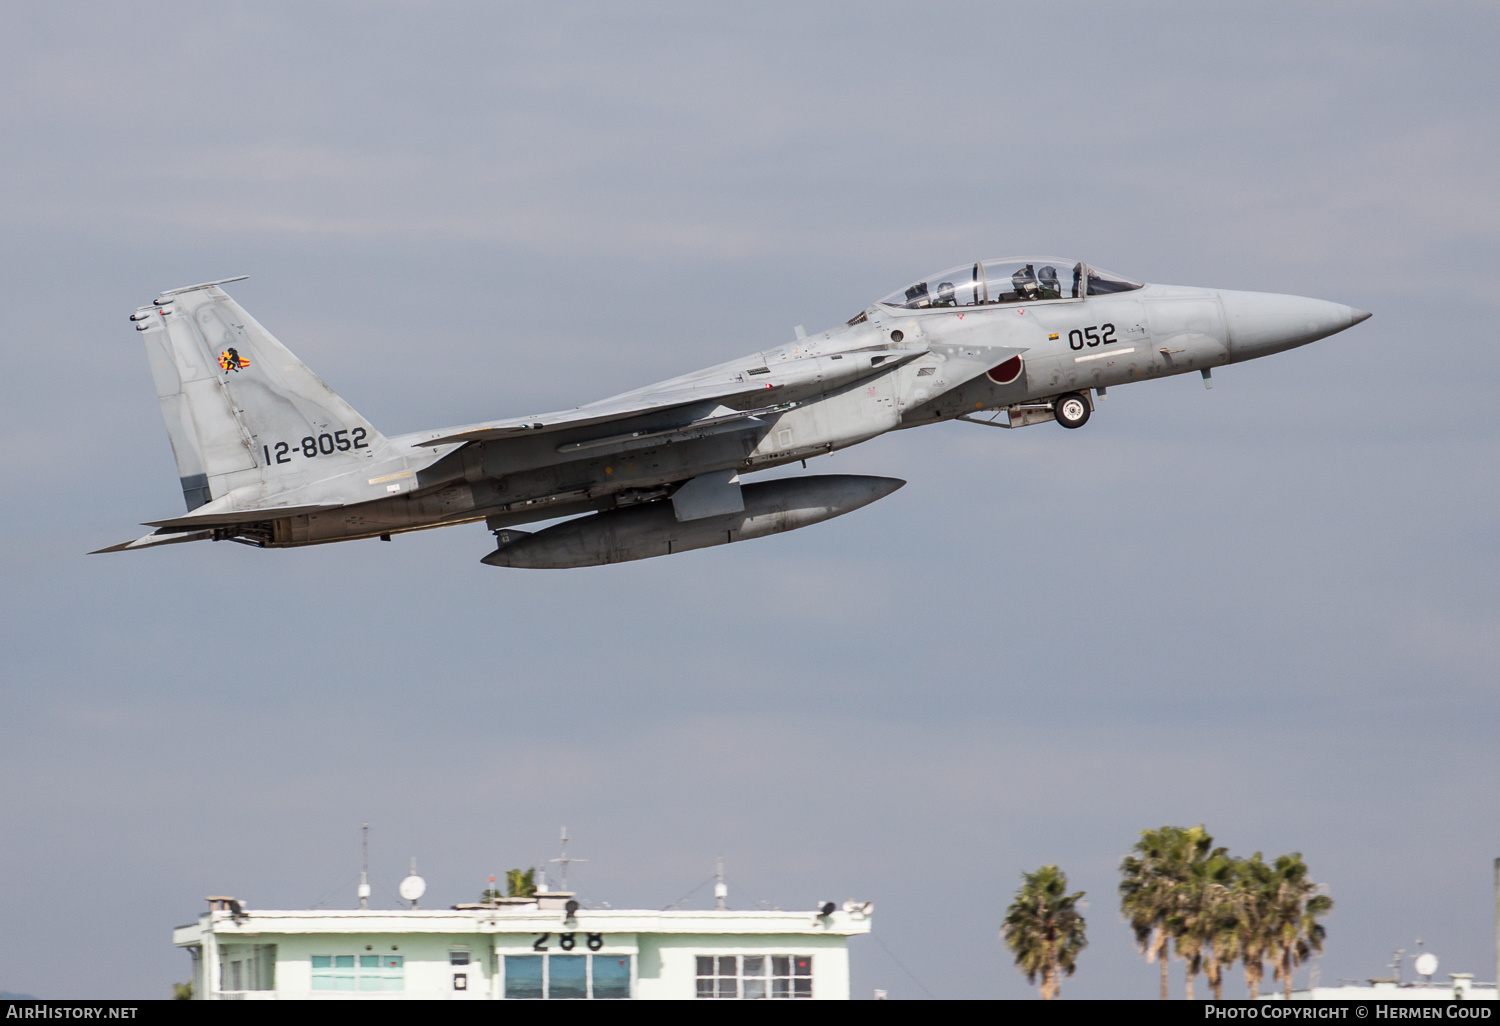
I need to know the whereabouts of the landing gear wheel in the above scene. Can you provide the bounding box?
[1054,392,1091,429]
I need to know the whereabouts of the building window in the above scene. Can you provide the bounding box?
[311,954,403,992]
[592,955,631,1000]
[311,955,353,991]
[697,954,811,999]
[549,955,587,999]
[777,955,813,998]
[218,943,275,993]
[504,955,544,1000]
[743,956,765,1000]
[503,954,631,999]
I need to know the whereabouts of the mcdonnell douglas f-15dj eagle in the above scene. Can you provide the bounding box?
[99,259,1370,568]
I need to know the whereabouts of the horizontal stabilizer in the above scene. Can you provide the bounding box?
[90,530,213,554]
[144,503,343,529]
[417,379,786,448]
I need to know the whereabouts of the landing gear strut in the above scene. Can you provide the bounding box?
[1054,392,1091,429]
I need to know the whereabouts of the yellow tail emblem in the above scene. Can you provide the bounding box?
[218,348,250,372]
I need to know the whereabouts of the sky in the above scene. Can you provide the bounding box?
[1,0,1498,1000]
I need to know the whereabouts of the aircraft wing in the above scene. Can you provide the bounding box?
[143,503,345,530]
[414,378,784,448]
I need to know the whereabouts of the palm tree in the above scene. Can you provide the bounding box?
[1119,825,1213,998]
[1120,828,1176,1000]
[505,867,536,898]
[1166,844,1235,1000]
[1002,865,1088,999]
[1229,853,1276,998]
[1265,853,1333,999]
[1186,850,1238,999]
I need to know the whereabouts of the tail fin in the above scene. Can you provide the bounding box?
[131,278,387,511]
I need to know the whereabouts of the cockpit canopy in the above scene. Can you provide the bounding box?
[879,257,1143,310]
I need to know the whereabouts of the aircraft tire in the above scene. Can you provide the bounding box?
[1055,393,1090,429]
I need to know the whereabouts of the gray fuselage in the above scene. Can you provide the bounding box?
[267,282,1365,548]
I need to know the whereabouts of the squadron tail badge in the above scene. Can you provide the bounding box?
[218,347,250,372]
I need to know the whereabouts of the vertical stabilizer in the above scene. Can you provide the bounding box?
[131,281,387,511]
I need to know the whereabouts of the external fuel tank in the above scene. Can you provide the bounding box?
[481,475,904,569]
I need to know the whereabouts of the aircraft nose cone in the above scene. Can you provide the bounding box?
[1218,290,1371,359]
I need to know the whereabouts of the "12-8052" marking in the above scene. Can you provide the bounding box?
[263,427,368,465]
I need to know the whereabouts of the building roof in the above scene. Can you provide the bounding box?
[174,905,872,946]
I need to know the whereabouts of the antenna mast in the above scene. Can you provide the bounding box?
[550,826,587,892]
[358,823,371,910]
[715,855,727,910]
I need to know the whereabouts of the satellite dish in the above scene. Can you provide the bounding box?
[1414,952,1438,977]
[399,875,426,902]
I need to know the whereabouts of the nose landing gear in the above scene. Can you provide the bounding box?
[955,391,1096,431]
[1054,392,1091,429]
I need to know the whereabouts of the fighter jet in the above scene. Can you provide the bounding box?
[98,260,1369,568]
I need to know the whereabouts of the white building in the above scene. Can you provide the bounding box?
[173,893,872,1000]
[1273,976,1497,1001]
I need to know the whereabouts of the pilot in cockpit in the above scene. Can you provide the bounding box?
[1011,264,1040,300]
[1036,265,1061,299]
[933,281,958,307]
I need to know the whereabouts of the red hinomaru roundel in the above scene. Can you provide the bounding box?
[986,355,1022,384]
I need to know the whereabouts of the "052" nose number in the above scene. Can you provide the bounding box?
[1068,324,1116,350]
